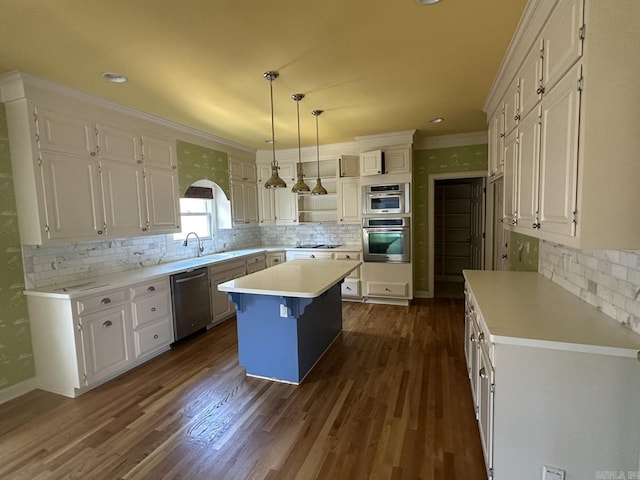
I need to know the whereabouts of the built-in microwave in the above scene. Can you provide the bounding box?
[363,183,410,215]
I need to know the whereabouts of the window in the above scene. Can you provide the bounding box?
[173,198,214,241]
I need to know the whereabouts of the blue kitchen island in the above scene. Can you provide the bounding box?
[218,259,360,384]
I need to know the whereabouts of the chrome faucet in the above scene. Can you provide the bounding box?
[183,232,204,257]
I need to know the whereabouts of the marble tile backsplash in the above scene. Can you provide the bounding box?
[539,241,640,336]
[22,224,361,289]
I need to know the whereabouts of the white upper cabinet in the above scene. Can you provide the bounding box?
[486,0,640,249]
[3,87,181,244]
[337,177,361,224]
[383,147,411,174]
[502,129,518,227]
[541,0,584,93]
[503,79,520,135]
[34,106,96,157]
[230,159,259,227]
[338,154,359,177]
[360,149,383,176]
[487,104,505,179]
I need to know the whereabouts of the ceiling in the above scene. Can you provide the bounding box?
[0,0,527,150]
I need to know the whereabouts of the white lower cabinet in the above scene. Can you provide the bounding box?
[266,251,285,267]
[26,278,174,398]
[78,302,133,387]
[209,259,247,326]
[464,274,640,479]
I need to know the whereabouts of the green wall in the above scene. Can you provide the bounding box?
[508,231,539,271]
[413,144,488,293]
[176,140,230,198]
[0,105,34,392]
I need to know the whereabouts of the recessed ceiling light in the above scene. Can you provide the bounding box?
[417,0,441,5]
[265,139,274,144]
[101,72,128,84]
[430,117,444,123]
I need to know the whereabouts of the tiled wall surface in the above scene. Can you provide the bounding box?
[23,224,361,289]
[539,241,640,336]
[23,227,261,289]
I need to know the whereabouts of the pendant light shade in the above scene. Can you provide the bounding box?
[291,93,310,193]
[311,110,327,195]
[263,71,287,189]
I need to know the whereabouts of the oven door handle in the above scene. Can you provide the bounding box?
[363,227,409,233]
[367,192,402,198]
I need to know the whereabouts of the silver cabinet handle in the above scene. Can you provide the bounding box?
[478,332,485,342]
[153,334,159,339]
[147,285,156,292]
[479,367,487,379]
[101,297,111,305]
[102,320,112,328]
[470,333,476,342]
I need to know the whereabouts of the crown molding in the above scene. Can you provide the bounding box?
[0,70,256,153]
[414,131,487,150]
[354,130,416,151]
[256,140,359,164]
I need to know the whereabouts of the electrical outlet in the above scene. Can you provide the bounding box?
[542,465,565,480]
[279,304,288,318]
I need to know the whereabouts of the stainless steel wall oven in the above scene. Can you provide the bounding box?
[362,183,410,215]
[362,217,411,263]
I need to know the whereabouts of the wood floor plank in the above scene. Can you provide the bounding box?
[0,299,486,479]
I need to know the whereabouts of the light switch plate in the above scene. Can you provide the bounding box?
[542,465,565,480]
[279,304,288,317]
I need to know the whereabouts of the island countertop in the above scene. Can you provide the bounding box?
[218,259,361,298]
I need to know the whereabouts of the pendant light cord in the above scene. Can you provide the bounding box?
[270,79,277,167]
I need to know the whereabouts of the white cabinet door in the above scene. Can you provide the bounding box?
[231,181,259,226]
[518,39,544,119]
[516,107,541,232]
[503,80,520,135]
[142,134,176,170]
[39,151,104,240]
[338,155,359,177]
[275,189,298,224]
[144,167,180,233]
[384,147,411,174]
[230,160,257,182]
[542,0,584,93]
[488,105,505,179]
[360,149,383,176]
[502,130,519,227]
[97,123,142,164]
[78,304,133,386]
[243,182,259,224]
[101,161,147,237]
[258,187,275,225]
[34,106,96,157]
[231,181,247,224]
[477,343,495,478]
[538,63,581,237]
[337,177,360,224]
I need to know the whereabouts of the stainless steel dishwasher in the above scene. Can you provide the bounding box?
[170,267,211,342]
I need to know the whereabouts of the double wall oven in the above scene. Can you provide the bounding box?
[362,182,411,263]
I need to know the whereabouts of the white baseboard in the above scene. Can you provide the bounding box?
[0,377,37,405]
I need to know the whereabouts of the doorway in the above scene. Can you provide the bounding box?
[427,171,486,298]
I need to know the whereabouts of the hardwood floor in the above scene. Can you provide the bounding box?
[0,299,487,480]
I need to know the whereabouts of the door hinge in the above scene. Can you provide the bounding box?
[577,76,584,92]
[33,112,38,122]
[37,157,43,167]
[82,373,88,384]
[77,322,82,331]
[489,467,494,479]
[490,383,495,394]
[579,24,586,40]
[482,232,486,239]
[572,210,578,225]
[44,224,50,233]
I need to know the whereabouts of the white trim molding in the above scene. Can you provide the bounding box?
[0,378,37,405]
[415,131,488,150]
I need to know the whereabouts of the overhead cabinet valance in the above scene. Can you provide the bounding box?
[3,91,181,245]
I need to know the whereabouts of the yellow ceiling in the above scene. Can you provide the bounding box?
[0,0,527,150]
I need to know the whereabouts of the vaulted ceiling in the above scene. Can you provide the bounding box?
[0,0,527,149]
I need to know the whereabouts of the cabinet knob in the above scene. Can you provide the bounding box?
[385,287,391,292]
[311,254,316,258]
[154,334,159,339]
[345,255,351,259]
[147,286,155,292]
[90,152,96,157]
[346,286,352,291]
[478,332,485,342]
[137,160,142,164]
[97,230,103,235]
[102,320,112,328]
[151,307,156,312]
[470,333,476,342]
[479,367,487,379]
[101,297,111,305]
[536,86,546,95]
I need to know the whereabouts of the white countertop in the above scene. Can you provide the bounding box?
[24,245,362,299]
[218,259,361,298]
[463,270,640,358]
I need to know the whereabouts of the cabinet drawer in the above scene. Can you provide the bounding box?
[334,251,360,261]
[76,289,128,315]
[134,318,173,358]
[209,259,246,276]
[132,291,171,328]
[341,279,361,297]
[246,261,266,274]
[131,279,169,299]
[366,281,408,298]
[246,253,266,266]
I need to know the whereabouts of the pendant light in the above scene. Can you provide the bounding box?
[263,71,287,189]
[311,110,327,195]
[290,93,310,193]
